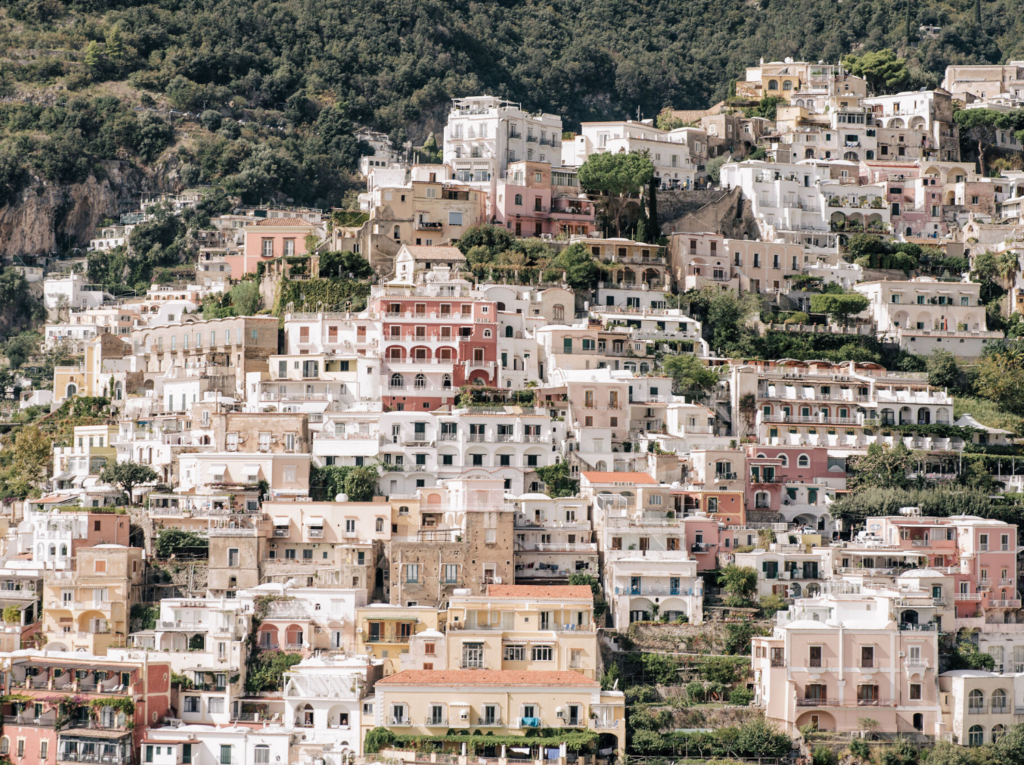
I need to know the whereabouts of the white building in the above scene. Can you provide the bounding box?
[43,272,112,315]
[443,96,563,210]
[571,121,707,189]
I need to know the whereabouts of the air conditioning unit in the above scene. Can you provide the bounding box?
[898,651,905,657]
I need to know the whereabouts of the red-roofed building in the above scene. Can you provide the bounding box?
[236,217,324,276]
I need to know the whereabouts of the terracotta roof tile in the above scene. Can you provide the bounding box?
[377,670,599,687]
[486,584,594,600]
[580,471,656,484]
[254,217,317,227]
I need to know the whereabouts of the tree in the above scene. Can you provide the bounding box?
[99,461,159,502]
[0,426,54,498]
[105,25,126,71]
[843,50,910,94]
[975,347,1024,416]
[706,155,728,185]
[342,466,378,502]
[705,288,759,353]
[927,350,961,390]
[200,110,223,132]
[954,109,1002,176]
[718,564,757,599]
[846,442,913,492]
[751,95,785,121]
[229,280,261,315]
[455,224,517,257]
[996,252,1020,293]
[154,529,209,558]
[319,251,373,279]
[663,354,720,395]
[83,41,107,76]
[647,175,659,238]
[809,293,869,325]
[568,573,607,618]
[578,152,655,236]
[545,243,600,290]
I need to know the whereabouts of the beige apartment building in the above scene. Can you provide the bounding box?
[132,315,280,393]
[208,526,268,598]
[370,670,625,754]
[669,232,812,295]
[389,481,515,607]
[355,604,445,675]
[263,500,391,599]
[42,545,144,655]
[189,403,311,455]
[942,63,1024,100]
[447,584,599,678]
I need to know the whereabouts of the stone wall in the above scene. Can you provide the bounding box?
[659,186,760,240]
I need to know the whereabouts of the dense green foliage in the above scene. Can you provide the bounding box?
[154,528,209,559]
[309,465,379,501]
[830,487,1024,530]
[0,269,46,341]
[567,573,607,618]
[98,460,159,500]
[630,717,790,757]
[245,650,303,693]
[534,461,579,498]
[6,0,1022,133]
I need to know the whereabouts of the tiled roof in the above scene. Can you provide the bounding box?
[405,245,466,261]
[377,670,599,687]
[487,584,593,600]
[581,471,656,484]
[254,217,316,227]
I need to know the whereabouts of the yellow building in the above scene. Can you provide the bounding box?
[52,333,133,407]
[42,545,144,654]
[52,424,120,492]
[447,585,599,679]
[370,669,625,756]
[355,604,444,676]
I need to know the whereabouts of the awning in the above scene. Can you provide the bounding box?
[304,516,325,526]
[244,464,260,475]
[208,464,227,473]
[273,517,290,526]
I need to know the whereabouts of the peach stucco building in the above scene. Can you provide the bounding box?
[235,217,323,276]
[753,582,941,737]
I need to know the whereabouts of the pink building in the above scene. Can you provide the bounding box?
[745,445,841,488]
[494,161,596,237]
[753,584,941,737]
[873,515,1019,617]
[235,217,322,276]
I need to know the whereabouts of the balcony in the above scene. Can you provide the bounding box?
[272,528,290,538]
[415,221,444,230]
[389,717,411,726]
[424,716,448,726]
[989,599,1022,608]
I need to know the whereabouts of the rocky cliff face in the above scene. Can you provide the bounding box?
[0,159,181,260]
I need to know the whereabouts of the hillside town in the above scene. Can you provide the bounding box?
[8,57,1024,765]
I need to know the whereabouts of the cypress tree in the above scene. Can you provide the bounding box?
[647,175,660,242]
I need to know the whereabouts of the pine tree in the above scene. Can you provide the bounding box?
[975,0,981,25]
[105,26,125,70]
[84,41,107,75]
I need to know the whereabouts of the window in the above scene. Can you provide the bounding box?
[220,745,233,765]
[969,726,984,747]
[910,684,922,700]
[184,696,200,713]
[444,564,459,583]
[406,564,419,583]
[95,559,106,574]
[228,548,240,567]
[531,646,553,661]
[504,645,526,661]
[254,746,270,764]
[449,212,463,226]
[861,646,874,668]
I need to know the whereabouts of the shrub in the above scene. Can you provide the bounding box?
[729,687,754,706]
[813,745,838,765]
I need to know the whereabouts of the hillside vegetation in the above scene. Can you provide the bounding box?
[0,0,1020,208]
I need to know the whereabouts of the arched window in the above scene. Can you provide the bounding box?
[881,408,895,426]
[49,545,56,556]
[917,408,931,425]
[968,726,984,747]
[992,724,1007,743]
[779,454,789,467]
[442,374,452,390]
[968,689,985,713]
[414,374,426,390]
[484,329,492,338]
[552,305,565,322]
[798,454,810,468]
[505,326,513,338]
[0,737,8,755]
[497,302,506,311]
[515,194,523,205]
[376,518,384,532]
[768,80,779,91]
[390,373,404,389]
[314,603,321,610]
[992,689,1008,712]
[66,383,77,399]
[472,377,486,385]
[255,746,270,761]
[783,80,793,91]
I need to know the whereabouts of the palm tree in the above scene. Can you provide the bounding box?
[997,252,1021,316]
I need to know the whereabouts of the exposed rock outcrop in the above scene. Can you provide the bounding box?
[0,160,178,259]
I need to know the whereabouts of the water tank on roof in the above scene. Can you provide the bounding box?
[335,493,349,502]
